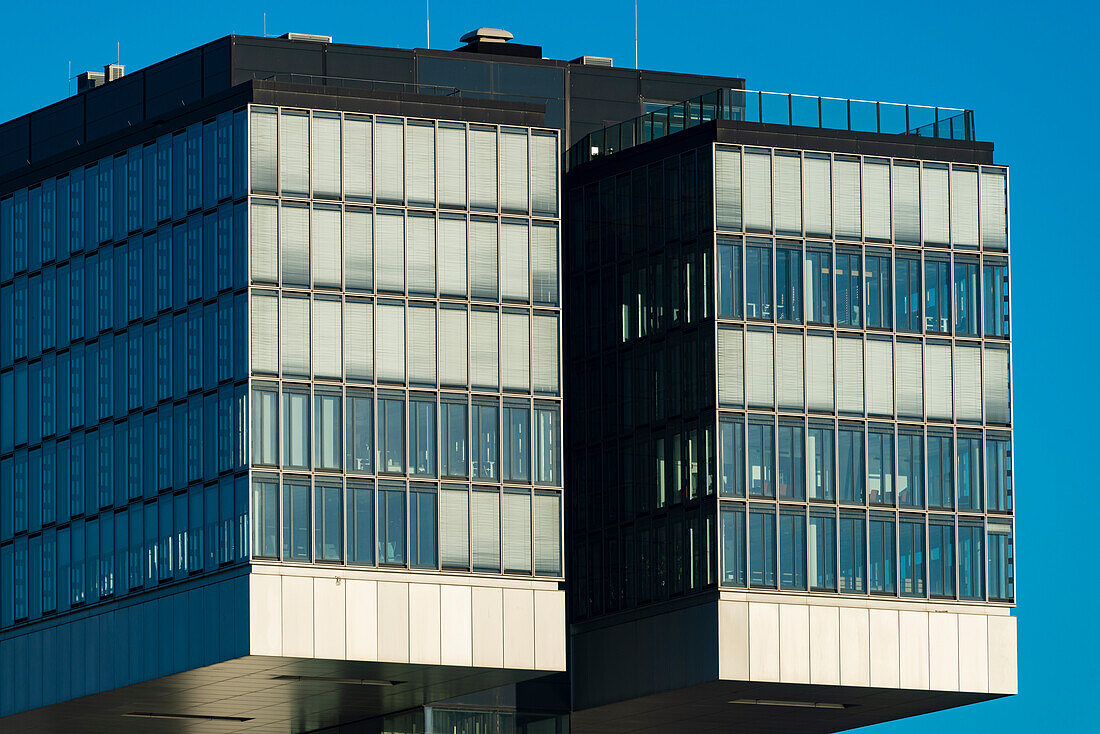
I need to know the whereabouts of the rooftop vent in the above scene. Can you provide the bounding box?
[280,32,333,43]
[104,63,125,82]
[77,71,105,93]
[459,27,514,44]
[570,55,613,67]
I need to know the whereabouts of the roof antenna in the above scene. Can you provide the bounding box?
[634,1,639,69]
[116,41,120,65]
[426,0,430,49]
[67,60,72,96]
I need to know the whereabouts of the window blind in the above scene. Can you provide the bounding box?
[925,343,953,420]
[249,293,277,374]
[531,223,558,306]
[863,160,891,241]
[950,167,979,248]
[776,332,804,411]
[311,206,341,288]
[532,313,559,395]
[343,115,372,203]
[375,118,404,204]
[806,335,834,412]
[248,109,277,193]
[311,299,342,379]
[922,164,949,246]
[344,208,372,292]
[531,131,558,217]
[744,149,772,233]
[804,154,831,237]
[280,296,310,377]
[278,112,309,198]
[469,218,498,300]
[407,305,436,387]
[375,210,405,292]
[984,347,1010,424]
[954,345,982,421]
[406,121,435,208]
[407,214,436,296]
[471,489,500,572]
[279,204,309,287]
[866,338,893,416]
[469,127,498,212]
[311,113,340,199]
[438,215,467,297]
[980,169,1008,250]
[774,153,802,236]
[896,341,923,418]
[503,491,532,573]
[376,303,405,384]
[500,129,529,214]
[344,300,373,382]
[438,307,468,388]
[715,147,742,232]
[501,220,529,301]
[833,157,861,240]
[893,162,920,244]
[533,492,561,576]
[249,200,277,283]
[440,488,469,569]
[502,311,530,392]
[746,329,774,408]
[836,337,864,414]
[470,309,498,390]
[718,327,744,408]
[437,122,466,209]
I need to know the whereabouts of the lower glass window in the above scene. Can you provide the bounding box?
[346,482,374,565]
[313,482,342,562]
[839,513,865,593]
[929,520,955,597]
[868,516,895,594]
[720,503,746,587]
[809,513,836,591]
[987,522,1014,601]
[409,488,438,569]
[898,518,925,597]
[959,522,984,599]
[503,404,530,482]
[378,485,406,564]
[779,510,805,590]
[748,505,776,588]
[282,481,310,561]
[441,401,468,478]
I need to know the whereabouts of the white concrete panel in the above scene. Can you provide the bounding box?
[440,585,474,667]
[503,589,536,669]
[533,590,566,671]
[779,604,810,683]
[958,614,990,693]
[987,615,1018,694]
[718,600,750,681]
[281,575,315,658]
[249,574,283,656]
[898,610,930,689]
[408,584,442,665]
[377,581,410,662]
[345,579,379,661]
[928,612,960,691]
[748,602,780,682]
[313,577,347,660]
[839,607,870,687]
[869,609,900,688]
[809,605,840,685]
[471,586,505,668]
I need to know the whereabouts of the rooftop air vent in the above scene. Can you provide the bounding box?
[104,63,125,82]
[77,71,105,93]
[570,55,613,67]
[280,32,333,43]
[459,27,514,44]
[454,28,541,58]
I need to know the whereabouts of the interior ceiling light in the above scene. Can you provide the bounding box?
[272,675,403,686]
[124,712,254,722]
[728,699,849,709]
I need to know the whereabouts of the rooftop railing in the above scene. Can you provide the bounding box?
[569,88,975,168]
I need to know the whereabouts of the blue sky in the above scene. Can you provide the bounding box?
[0,0,1092,730]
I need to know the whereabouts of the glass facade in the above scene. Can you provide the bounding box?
[247,107,563,578]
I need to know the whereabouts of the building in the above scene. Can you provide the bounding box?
[0,29,1014,734]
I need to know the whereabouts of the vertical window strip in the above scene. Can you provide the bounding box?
[532,313,560,396]
[743,150,772,233]
[311,299,342,379]
[469,127,499,212]
[500,129,529,214]
[984,347,1010,425]
[501,311,531,392]
[776,331,803,411]
[893,162,920,244]
[833,157,861,240]
[501,220,530,302]
[408,305,437,387]
[278,112,309,198]
[438,215,468,298]
[896,341,924,419]
[922,163,950,246]
[311,114,341,199]
[865,338,894,417]
[311,206,341,288]
[803,154,831,238]
[250,293,278,374]
[863,159,891,241]
[249,109,278,194]
[406,122,436,208]
[344,300,374,383]
[437,123,467,209]
[980,168,1008,250]
[375,210,405,292]
[954,345,982,421]
[344,208,373,292]
[774,153,801,236]
[375,119,405,204]
[746,329,774,408]
[806,334,834,412]
[714,147,742,232]
[249,200,277,284]
[407,213,437,296]
[377,303,406,384]
[531,132,559,218]
[280,296,310,378]
[279,203,309,287]
[343,116,373,203]
[531,223,559,306]
[836,337,864,414]
[533,491,562,576]
[950,166,979,248]
[718,327,744,408]
[439,307,468,388]
[925,343,953,420]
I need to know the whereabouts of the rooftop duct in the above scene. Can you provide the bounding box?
[280,32,333,43]
[454,28,541,59]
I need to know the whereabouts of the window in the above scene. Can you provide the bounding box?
[929,520,955,598]
[986,436,1012,513]
[503,403,530,482]
[346,391,373,474]
[346,482,374,565]
[472,401,499,480]
[807,425,835,501]
[747,419,774,498]
[314,482,342,562]
[533,491,561,576]
[957,434,983,511]
[282,390,309,469]
[777,422,804,499]
[775,247,802,323]
[987,522,1014,601]
[715,147,742,231]
[868,516,895,594]
[894,256,921,332]
[867,428,894,505]
[503,489,532,574]
[809,513,836,591]
[472,488,501,572]
[865,252,892,328]
[378,397,405,474]
[745,243,771,319]
[314,390,342,471]
[805,249,832,324]
[409,488,438,569]
[251,387,277,466]
[748,505,776,588]
[838,426,864,503]
[835,250,861,327]
[378,484,406,564]
[720,417,745,497]
[959,522,984,599]
[410,399,436,477]
[897,431,924,508]
[899,518,925,597]
[441,486,470,569]
[983,260,1009,337]
[717,237,742,318]
[928,433,954,509]
[953,258,979,335]
[533,404,561,485]
[282,481,310,561]
[441,400,468,478]
[779,510,806,590]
